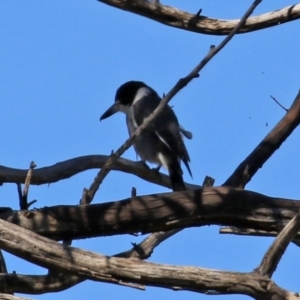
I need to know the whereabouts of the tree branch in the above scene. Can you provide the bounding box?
[219,226,300,247]
[0,250,10,294]
[0,273,83,295]
[224,90,300,188]
[0,156,199,190]
[0,294,33,300]
[98,1,300,36]
[1,187,300,241]
[115,176,215,259]
[0,219,297,299]
[255,213,300,277]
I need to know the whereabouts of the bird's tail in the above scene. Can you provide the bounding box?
[169,170,186,191]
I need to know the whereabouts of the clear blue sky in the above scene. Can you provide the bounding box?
[1,1,299,299]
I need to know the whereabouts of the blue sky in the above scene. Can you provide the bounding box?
[0,1,299,299]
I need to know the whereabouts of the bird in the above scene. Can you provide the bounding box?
[100,80,192,191]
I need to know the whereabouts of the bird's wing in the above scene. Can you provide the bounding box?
[155,109,192,177]
[133,98,192,177]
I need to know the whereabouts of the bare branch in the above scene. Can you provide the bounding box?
[0,250,10,294]
[0,273,83,295]
[116,175,216,259]
[0,155,199,190]
[224,90,300,188]
[84,0,262,204]
[114,229,179,259]
[16,184,22,206]
[255,213,300,277]
[220,227,300,248]
[0,219,297,299]
[98,1,300,36]
[0,294,33,300]
[1,187,300,241]
[270,95,289,112]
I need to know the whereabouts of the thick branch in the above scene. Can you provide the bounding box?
[98,1,300,36]
[0,219,297,299]
[224,90,300,188]
[1,187,300,241]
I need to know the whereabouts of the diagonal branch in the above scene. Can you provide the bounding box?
[98,1,300,36]
[223,90,300,188]
[255,213,300,277]
[84,0,262,204]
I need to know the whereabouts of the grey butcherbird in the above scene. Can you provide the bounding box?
[100,80,192,191]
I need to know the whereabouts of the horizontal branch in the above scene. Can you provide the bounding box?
[0,219,296,299]
[219,227,300,247]
[0,155,198,190]
[0,294,32,300]
[98,0,300,36]
[1,187,300,240]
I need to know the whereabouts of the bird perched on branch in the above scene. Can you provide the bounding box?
[100,81,192,191]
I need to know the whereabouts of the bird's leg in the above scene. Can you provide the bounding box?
[136,160,150,170]
[152,165,162,173]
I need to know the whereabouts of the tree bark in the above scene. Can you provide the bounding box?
[1,187,299,241]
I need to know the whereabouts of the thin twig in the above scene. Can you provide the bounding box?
[16,183,22,208]
[82,0,262,204]
[270,95,288,111]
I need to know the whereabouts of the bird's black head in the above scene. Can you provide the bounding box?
[115,81,150,106]
[100,80,154,121]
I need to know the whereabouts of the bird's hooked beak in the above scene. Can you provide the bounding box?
[100,102,120,121]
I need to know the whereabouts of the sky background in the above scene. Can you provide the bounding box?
[0,1,300,299]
